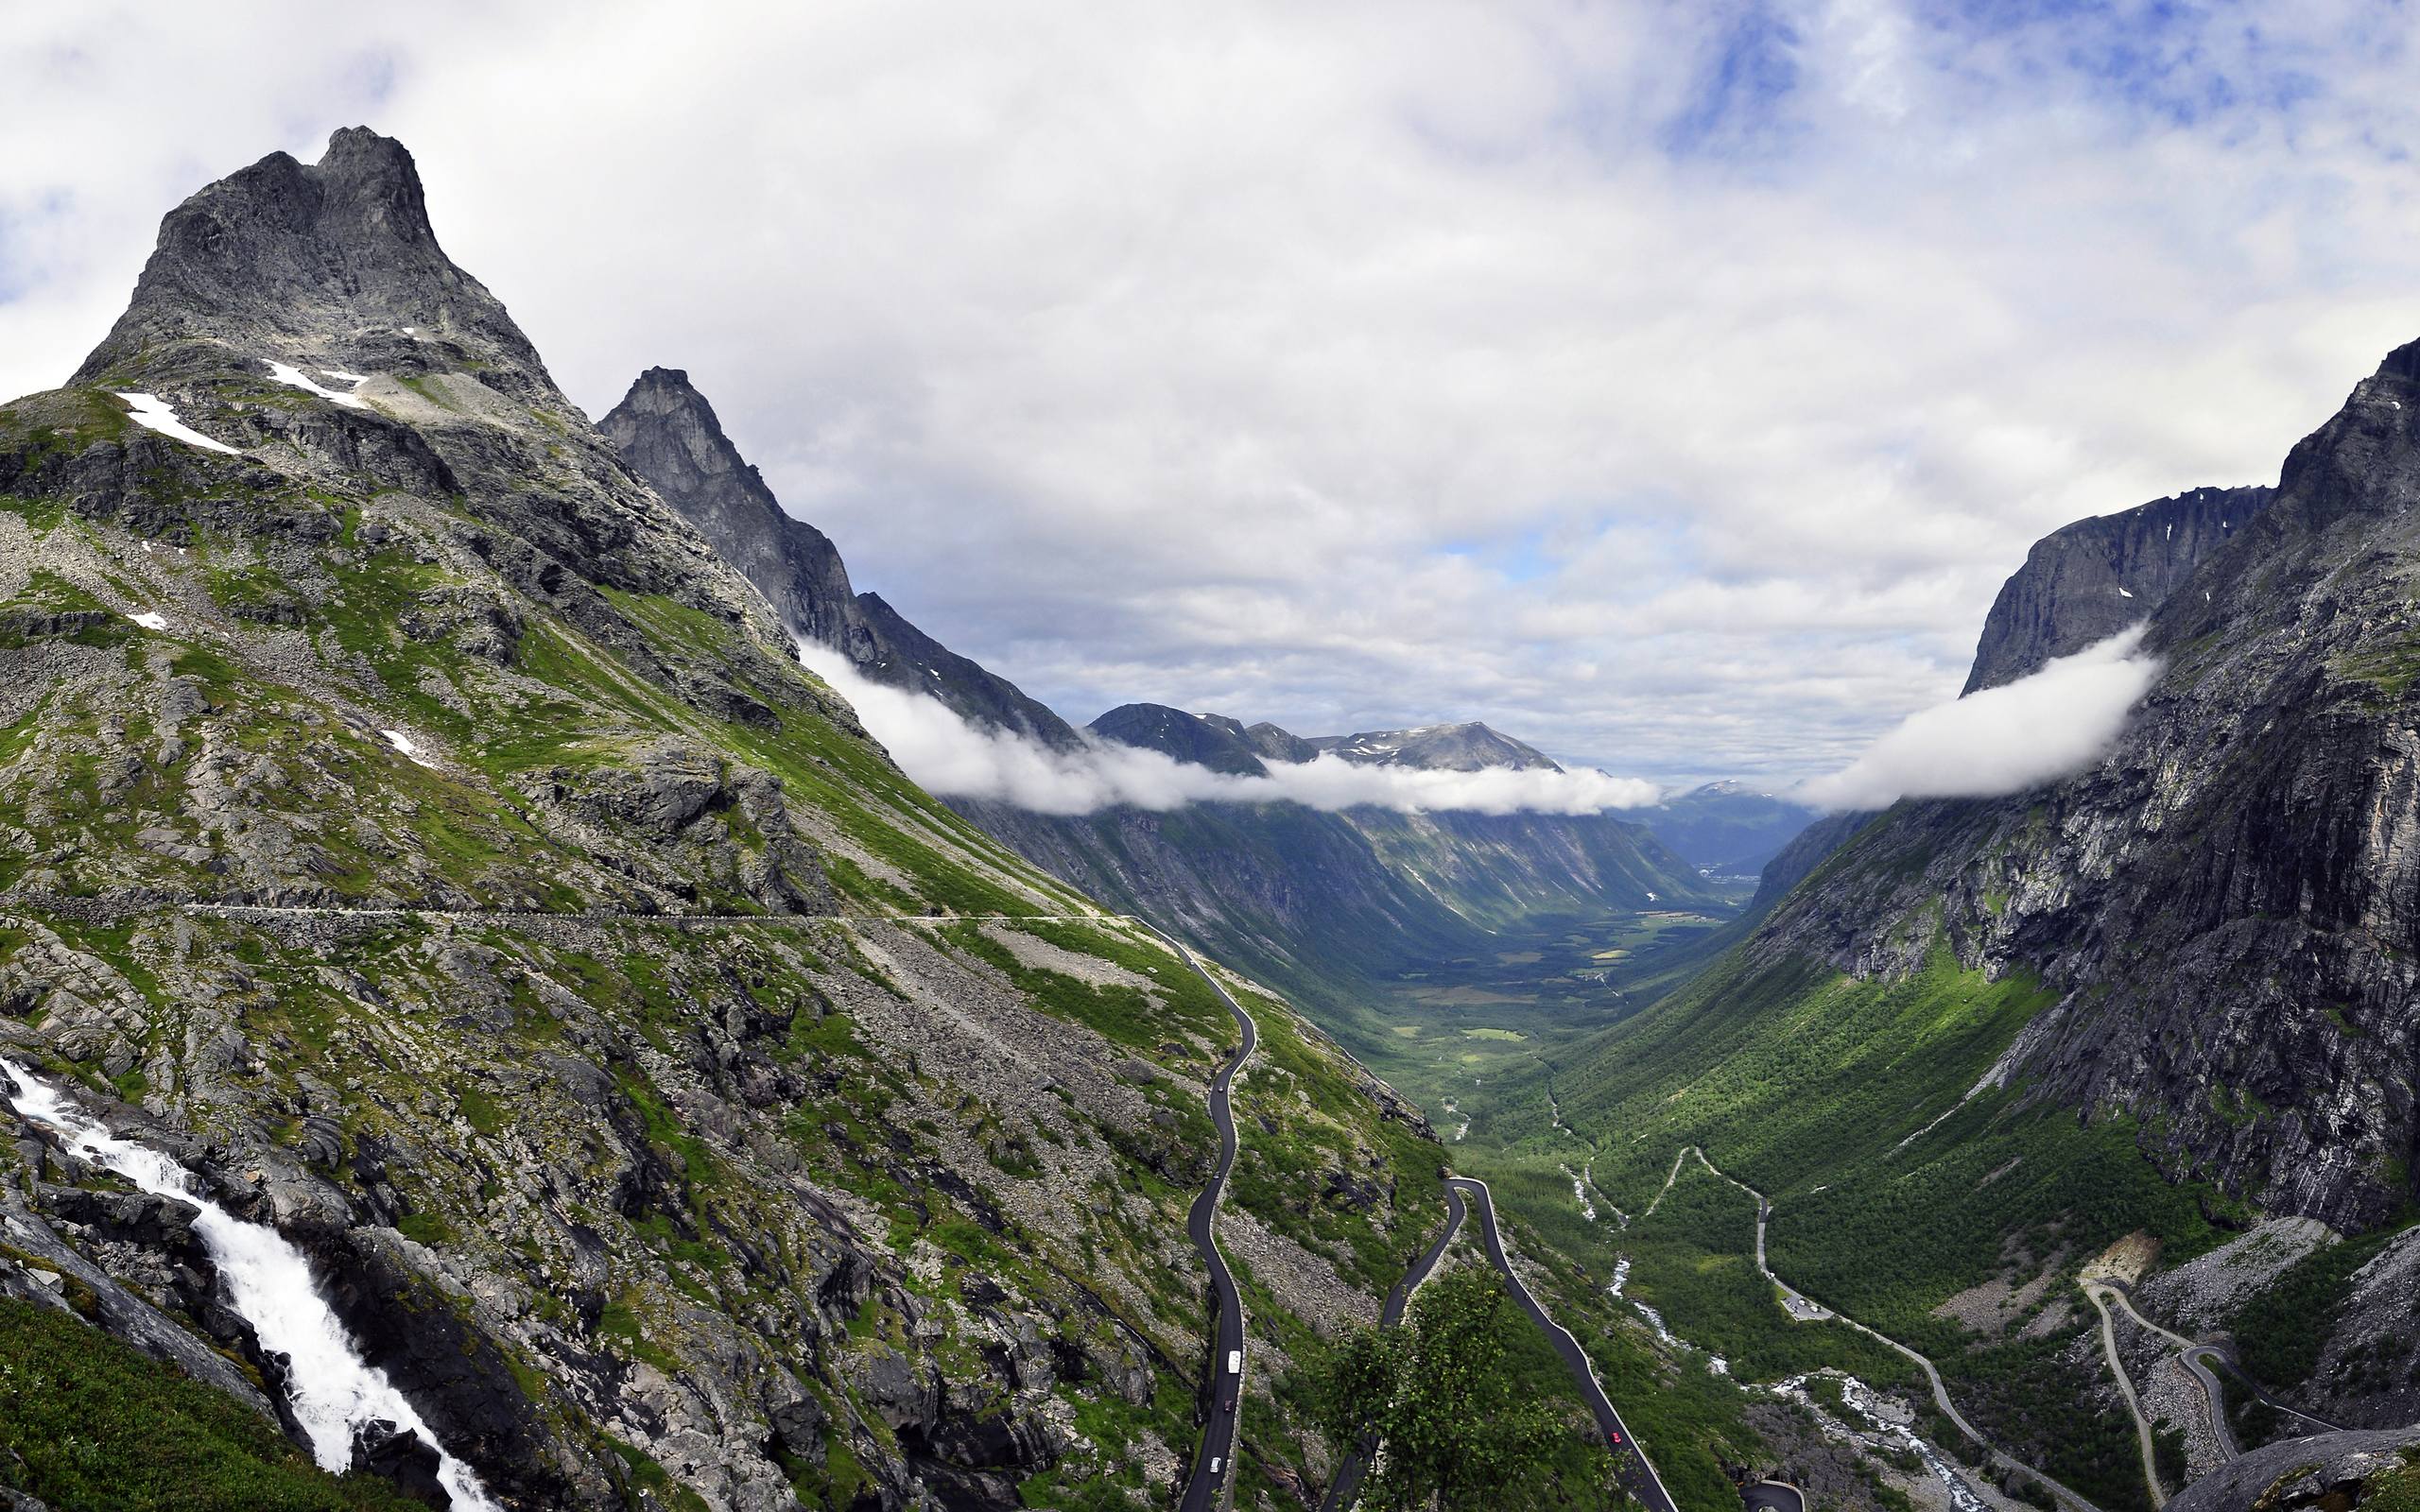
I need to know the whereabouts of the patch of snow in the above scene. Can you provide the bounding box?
[2118,588,2135,598]
[114,392,240,455]
[402,326,417,335]
[128,610,168,631]
[380,729,436,767]
[267,361,371,410]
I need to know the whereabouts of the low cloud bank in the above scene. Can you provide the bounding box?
[1796,627,2162,813]
[798,643,1659,817]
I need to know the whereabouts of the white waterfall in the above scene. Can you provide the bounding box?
[0,1058,503,1512]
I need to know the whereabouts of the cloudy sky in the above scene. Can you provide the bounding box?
[6,3,2418,786]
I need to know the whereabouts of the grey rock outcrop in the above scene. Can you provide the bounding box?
[2169,1424,2420,1511]
[599,367,1083,750]
[74,126,553,397]
[1962,482,2274,693]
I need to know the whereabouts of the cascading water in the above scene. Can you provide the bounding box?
[0,1057,503,1512]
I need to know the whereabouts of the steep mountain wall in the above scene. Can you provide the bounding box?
[1962,483,2274,694]
[0,129,1441,1512]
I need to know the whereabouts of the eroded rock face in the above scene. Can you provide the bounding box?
[73,125,552,396]
[596,369,860,652]
[2167,1425,2420,1511]
[1962,483,2276,694]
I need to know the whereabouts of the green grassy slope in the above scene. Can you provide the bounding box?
[0,1297,427,1512]
[1513,947,2237,1510]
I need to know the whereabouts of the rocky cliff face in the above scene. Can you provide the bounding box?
[1608,336,2420,1249]
[75,127,553,398]
[1750,345,2420,1233]
[597,369,860,652]
[0,129,1442,1512]
[1546,339,2420,1487]
[1962,483,2274,693]
[600,369,1080,751]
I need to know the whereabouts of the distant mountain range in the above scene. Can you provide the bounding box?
[606,372,1805,1018]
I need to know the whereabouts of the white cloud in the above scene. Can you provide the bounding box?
[2,5,2416,783]
[798,643,1658,816]
[1795,628,2161,812]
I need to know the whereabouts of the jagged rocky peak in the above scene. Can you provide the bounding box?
[602,367,1088,749]
[600,366,861,647]
[1962,481,2274,693]
[1311,720,1561,772]
[74,127,553,396]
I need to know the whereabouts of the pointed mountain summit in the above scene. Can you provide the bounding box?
[600,367,859,645]
[600,366,1084,748]
[0,128,1452,1512]
[75,127,552,396]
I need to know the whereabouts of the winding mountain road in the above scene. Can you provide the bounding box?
[1662,1147,2104,1512]
[2094,1278,2343,1451]
[1147,925,1259,1512]
[1317,1186,1468,1512]
[1447,1177,1678,1512]
[2083,1283,2167,1506]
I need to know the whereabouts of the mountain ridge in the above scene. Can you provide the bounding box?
[600,367,1082,751]
[1962,481,2275,694]
[0,127,1453,1512]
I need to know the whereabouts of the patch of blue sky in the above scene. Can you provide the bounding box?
[1438,526,1566,586]
[1656,1,1806,159]
[1915,0,2324,129]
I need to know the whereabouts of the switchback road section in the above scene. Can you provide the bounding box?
[1446,1177,1678,1512]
